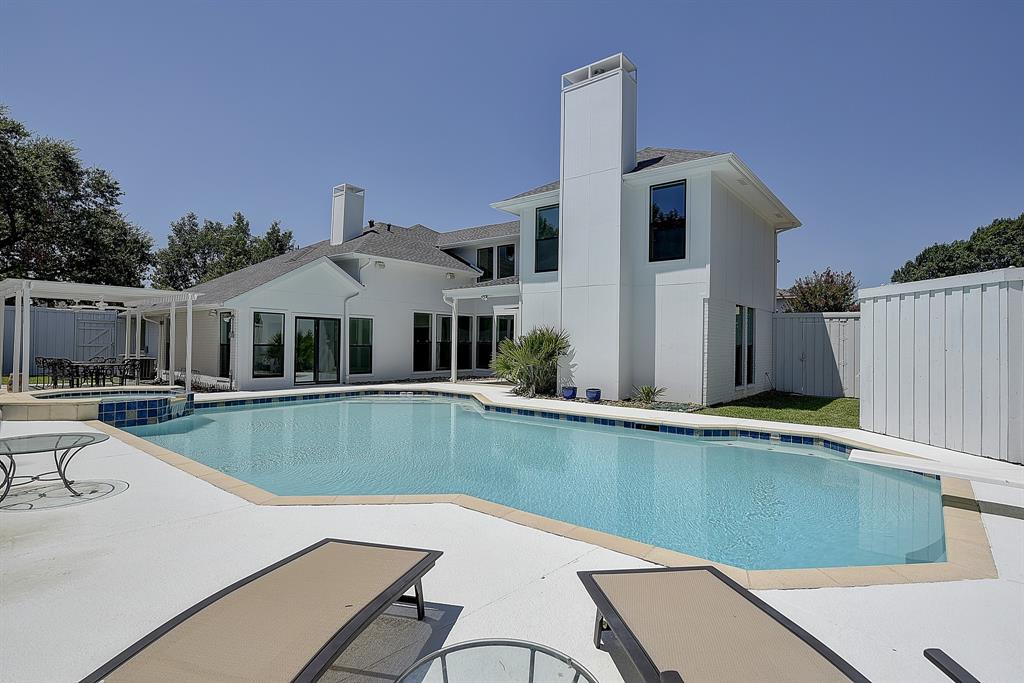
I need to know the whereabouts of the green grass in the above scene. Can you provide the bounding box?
[698,391,860,429]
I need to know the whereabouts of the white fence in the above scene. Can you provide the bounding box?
[859,268,1024,464]
[773,313,860,398]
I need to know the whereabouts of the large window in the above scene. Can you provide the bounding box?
[219,312,232,378]
[497,244,515,279]
[295,317,340,384]
[437,315,451,372]
[476,316,493,370]
[496,315,515,348]
[413,313,432,372]
[476,247,494,282]
[348,317,373,375]
[735,306,756,387]
[649,181,686,262]
[457,315,473,370]
[252,312,284,378]
[535,205,559,273]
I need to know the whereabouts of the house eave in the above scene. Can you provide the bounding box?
[490,188,560,214]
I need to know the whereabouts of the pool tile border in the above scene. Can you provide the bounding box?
[86,419,998,591]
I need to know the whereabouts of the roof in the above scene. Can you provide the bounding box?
[445,275,519,291]
[186,223,477,306]
[435,221,520,247]
[502,147,724,201]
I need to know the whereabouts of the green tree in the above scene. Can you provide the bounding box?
[0,104,153,285]
[892,213,1023,283]
[152,211,295,289]
[785,268,860,312]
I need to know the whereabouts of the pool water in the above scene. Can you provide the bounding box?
[126,396,946,570]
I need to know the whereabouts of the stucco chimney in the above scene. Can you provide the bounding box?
[331,184,365,245]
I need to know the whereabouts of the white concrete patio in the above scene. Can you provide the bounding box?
[1,416,1022,682]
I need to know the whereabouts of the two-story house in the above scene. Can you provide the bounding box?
[148,53,800,404]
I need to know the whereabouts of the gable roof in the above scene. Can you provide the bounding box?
[435,221,520,247]
[502,146,724,201]
[186,223,476,306]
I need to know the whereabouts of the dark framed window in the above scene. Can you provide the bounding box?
[497,244,515,279]
[437,315,451,371]
[295,317,340,384]
[649,180,686,262]
[476,316,493,370]
[735,305,757,387]
[348,317,373,375]
[496,315,515,348]
[735,306,744,387]
[252,312,284,378]
[746,307,755,385]
[413,312,432,372]
[457,315,473,370]
[535,205,559,273]
[219,312,232,378]
[476,247,494,282]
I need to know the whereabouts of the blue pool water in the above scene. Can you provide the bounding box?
[126,396,946,570]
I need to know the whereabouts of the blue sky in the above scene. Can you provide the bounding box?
[3,1,1021,287]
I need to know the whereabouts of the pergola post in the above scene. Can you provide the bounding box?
[20,282,31,390]
[11,290,22,392]
[450,298,458,383]
[185,296,193,391]
[168,301,176,386]
[134,308,143,362]
[123,310,131,358]
[0,293,6,391]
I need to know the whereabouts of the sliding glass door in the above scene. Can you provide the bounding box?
[476,316,493,369]
[437,315,451,372]
[295,317,340,384]
[457,315,473,370]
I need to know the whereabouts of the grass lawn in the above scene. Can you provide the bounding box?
[698,391,860,429]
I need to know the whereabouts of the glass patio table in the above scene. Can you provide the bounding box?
[0,433,109,503]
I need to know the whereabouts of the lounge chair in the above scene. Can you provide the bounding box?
[578,566,869,683]
[81,538,442,683]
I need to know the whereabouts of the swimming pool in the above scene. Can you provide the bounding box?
[126,395,946,570]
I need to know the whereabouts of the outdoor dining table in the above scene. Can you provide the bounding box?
[0,433,110,503]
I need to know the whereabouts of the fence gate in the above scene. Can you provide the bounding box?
[75,312,117,360]
[773,313,860,398]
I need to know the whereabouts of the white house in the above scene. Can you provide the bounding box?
[150,53,800,403]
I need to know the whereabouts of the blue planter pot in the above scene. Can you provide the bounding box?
[561,386,577,400]
[586,388,602,402]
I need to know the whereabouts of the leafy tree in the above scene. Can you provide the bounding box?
[152,211,295,289]
[892,213,1023,283]
[0,104,153,285]
[785,268,860,312]
[491,326,571,397]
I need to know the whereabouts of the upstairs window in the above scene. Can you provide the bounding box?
[476,246,494,282]
[649,181,686,262]
[497,244,515,279]
[535,205,559,273]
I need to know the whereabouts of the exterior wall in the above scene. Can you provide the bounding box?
[859,269,1024,464]
[774,313,860,398]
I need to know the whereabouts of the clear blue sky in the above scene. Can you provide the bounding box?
[3,1,1021,287]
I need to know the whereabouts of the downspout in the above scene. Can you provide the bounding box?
[339,289,359,384]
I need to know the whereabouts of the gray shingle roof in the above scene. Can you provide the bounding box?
[435,221,520,247]
[446,275,519,290]
[186,223,477,305]
[502,147,725,201]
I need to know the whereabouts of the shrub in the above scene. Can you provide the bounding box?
[785,268,859,312]
[632,384,667,405]
[491,326,571,397]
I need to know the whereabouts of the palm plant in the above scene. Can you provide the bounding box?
[491,326,571,397]
[632,384,667,405]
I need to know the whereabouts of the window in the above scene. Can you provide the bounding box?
[252,312,284,378]
[476,247,494,282]
[496,315,515,348]
[649,181,686,262]
[349,317,373,375]
[436,315,451,371]
[219,312,232,377]
[735,306,756,387]
[457,315,473,370]
[413,313,432,372]
[497,244,515,279]
[535,205,559,273]
[295,317,340,384]
[476,316,493,370]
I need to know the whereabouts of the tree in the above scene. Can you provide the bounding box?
[0,104,153,286]
[152,211,296,289]
[785,268,859,312]
[891,213,1023,283]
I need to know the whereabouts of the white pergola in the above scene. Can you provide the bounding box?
[442,279,520,383]
[0,278,199,393]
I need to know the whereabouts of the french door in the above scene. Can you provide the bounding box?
[295,317,341,384]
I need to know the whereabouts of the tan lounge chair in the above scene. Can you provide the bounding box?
[81,538,442,683]
[578,566,869,683]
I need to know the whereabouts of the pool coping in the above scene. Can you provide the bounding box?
[86,412,998,591]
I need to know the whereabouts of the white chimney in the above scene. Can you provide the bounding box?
[331,184,365,245]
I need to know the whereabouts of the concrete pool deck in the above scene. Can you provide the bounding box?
[2,387,1023,681]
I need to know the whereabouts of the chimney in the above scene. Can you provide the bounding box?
[331,184,365,245]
